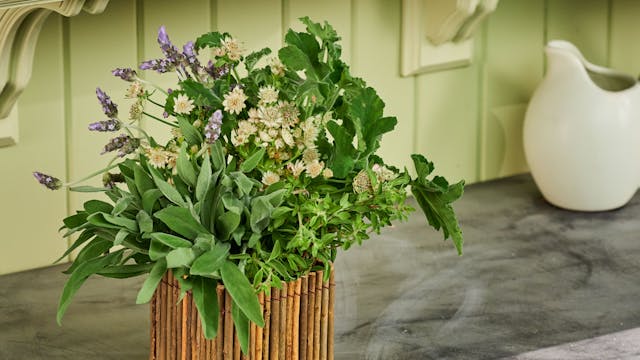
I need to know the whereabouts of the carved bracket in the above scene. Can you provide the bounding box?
[0,0,109,147]
[401,0,498,76]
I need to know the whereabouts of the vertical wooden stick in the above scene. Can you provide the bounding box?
[176,277,182,360]
[313,271,323,360]
[161,275,169,360]
[299,276,308,360]
[217,285,225,360]
[328,267,335,360]
[234,333,241,360]
[279,285,287,360]
[181,294,188,360]
[193,296,202,360]
[270,288,280,360]
[285,281,295,359]
[256,292,264,360]
[320,275,329,360]
[306,272,316,360]
[292,279,302,360]
[250,318,256,360]
[263,293,271,360]
[170,275,177,359]
[150,291,157,360]
[224,291,234,360]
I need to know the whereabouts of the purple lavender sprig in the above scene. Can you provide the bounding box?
[204,110,223,144]
[33,171,62,190]
[96,87,118,118]
[205,61,229,80]
[111,68,137,82]
[88,119,120,132]
[101,134,139,157]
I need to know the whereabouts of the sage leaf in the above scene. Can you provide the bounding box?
[150,232,192,249]
[196,154,212,202]
[142,189,164,214]
[57,250,124,324]
[154,206,209,239]
[232,300,251,354]
[190,242,230,276]
[192,276,219,339]
[136,258,167,304]
[165,248,197,268]
[239,147,265,173]
[149,167,186,207]
[177,143,197,187]
[220,261,264,327]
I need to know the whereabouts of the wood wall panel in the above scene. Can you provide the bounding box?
[0,16,67,274]
[481,0,545,180]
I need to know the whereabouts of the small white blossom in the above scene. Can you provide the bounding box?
[372,164,397,181]
[147,147,168,168]
[262,171,280,186]
[288,160,305,178]
[303,148,319,164]
[322,168,334,178]
[269,57,285,76]
[173,94,195,114]
[223,87,247,115]
[306,160,324,178]
[258,85,279,104]
[222,37,243,61]
[125,81,145,98]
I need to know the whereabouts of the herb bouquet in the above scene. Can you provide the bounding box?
[35,18,464,356]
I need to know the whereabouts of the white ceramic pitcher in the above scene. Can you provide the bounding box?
[523,40,640,211]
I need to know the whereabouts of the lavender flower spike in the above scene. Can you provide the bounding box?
[204,110,223,144]
[88,119,120,132]
[102,134,139,157]
[33,171,62,190]
[112,68,137,82]
[96,87,118,118]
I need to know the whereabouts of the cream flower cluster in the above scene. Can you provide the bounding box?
[143,145,178,171]
[213,37,244,61]
[228,86,334,183]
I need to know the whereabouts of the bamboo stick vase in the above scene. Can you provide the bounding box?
[150,269,335,360]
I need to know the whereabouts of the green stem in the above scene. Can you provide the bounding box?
[63,158,122,187]
[143,111,178,128]
[137,78,168,95]
[146,97,165,109]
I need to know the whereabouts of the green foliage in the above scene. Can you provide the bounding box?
[52,17,464,354]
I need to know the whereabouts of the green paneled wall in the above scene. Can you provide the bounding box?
[1,0,636,274]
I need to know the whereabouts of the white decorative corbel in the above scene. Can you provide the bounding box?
[0,0,109,147]
[401,0,498,76]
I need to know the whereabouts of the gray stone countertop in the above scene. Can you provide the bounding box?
[2,174,640,359]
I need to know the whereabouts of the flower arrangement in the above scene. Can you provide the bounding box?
[35,18,464,353]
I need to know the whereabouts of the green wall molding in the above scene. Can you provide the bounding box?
[0,0,108,147]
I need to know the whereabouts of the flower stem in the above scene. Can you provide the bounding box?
[137,78,168,95]
[143,111,178,128]
[63,158,122,187]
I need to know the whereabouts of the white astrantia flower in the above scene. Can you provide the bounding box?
[173,94,195,114]
[212,47,226,57]
[261,171,280,186]
[269,57,285,76]
[258,85,279,104]
[302,148,319,164]
[372,164,397,181]
[322,168,334,179]
[306,160,324,178]
[147,147,168,168]
[223,87,247,115]
[281,129,295,147]
[247,108,260,122]
[288,160,305,178]
[259,106,282,128]
[125,81,145,98]
[222,37,243,61]
[237,120,258,136]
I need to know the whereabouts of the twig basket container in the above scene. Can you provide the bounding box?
[150,269,335,360]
